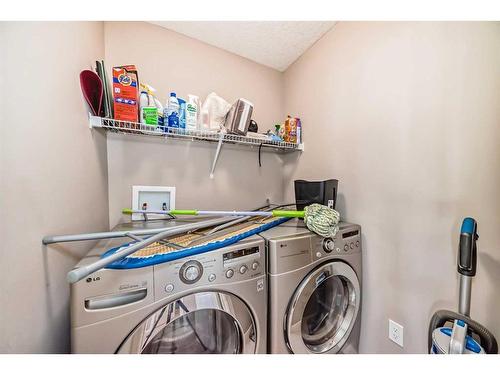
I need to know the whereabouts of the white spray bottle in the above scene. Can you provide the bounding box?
[186,94,200,132]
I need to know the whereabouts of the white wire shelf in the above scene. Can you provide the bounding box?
[89,116,304,152]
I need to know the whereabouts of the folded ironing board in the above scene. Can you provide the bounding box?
[102,216,289,269]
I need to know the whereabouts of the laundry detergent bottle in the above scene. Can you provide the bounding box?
[164,92,180,130]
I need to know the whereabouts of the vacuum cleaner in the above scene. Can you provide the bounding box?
[428,217,498,354]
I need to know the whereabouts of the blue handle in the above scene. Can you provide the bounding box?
[458,217,478,277]
[460,217,476,235]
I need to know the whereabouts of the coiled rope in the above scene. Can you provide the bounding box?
[304,203,340,238]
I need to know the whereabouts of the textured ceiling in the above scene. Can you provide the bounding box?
[150,21,336,72]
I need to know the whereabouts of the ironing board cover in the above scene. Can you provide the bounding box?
[102,216,290,269]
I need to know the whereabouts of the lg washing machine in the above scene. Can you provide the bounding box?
[260,219,362,354]
[71,220,267,354]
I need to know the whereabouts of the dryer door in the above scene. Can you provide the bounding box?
[285,261,360,354]
[117,291,256,354]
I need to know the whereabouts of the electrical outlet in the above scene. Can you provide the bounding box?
[389,319,404,347]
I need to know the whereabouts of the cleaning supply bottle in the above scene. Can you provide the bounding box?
[296,117,302,144]
[139,90,159,127]
[284,115,297,143]
[139,84,164,130]
[154,96,164,130]
[185,94,199,132]
[278,123,285,139]
[178,97,186,131]
[164,92,179,130]
[139,91,149,124]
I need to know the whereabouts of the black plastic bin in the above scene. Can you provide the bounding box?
[294,179,338,210]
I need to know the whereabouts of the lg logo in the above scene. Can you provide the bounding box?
[86,276,101,283]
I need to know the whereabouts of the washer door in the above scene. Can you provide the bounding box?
[117,291,257,354]
[285,261,360,354]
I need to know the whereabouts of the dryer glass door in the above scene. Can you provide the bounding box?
[285,261,360,354]
[117,291,256,354]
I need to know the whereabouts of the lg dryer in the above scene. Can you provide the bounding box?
[260,219,362,354]
[71,220,267,354]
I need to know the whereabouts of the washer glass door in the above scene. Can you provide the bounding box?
[117,291,256,354]
[285,261,360,354]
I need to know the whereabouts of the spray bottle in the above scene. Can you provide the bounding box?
[186,95,200,132]
[139,83,164,129]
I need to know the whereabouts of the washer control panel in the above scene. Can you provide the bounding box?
[153,236,265,301]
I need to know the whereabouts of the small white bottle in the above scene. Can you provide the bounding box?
[185,94,199,132]
[139,91,149,124]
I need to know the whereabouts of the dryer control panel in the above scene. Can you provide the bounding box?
[312,224,361,259]
[266,222,361,275]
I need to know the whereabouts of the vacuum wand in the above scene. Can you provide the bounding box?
[457,218,478,317]
[428,217,498,354]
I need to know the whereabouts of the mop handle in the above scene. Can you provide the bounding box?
[122,208,305,218]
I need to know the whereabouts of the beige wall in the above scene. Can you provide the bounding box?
[0,22,109,353]
[283,22,500,353]
[104,22,287,226]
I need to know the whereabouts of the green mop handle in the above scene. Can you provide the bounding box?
[169,210,198,215]
[122,208,305,218]
[272,210,305,218]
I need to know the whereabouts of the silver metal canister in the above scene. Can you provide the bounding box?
[225,98,253,135]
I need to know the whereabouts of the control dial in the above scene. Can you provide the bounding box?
[239,265,248,274]
[179,260,203,284]
[322,238,335,253]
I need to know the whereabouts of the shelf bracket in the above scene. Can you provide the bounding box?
[209,130,225,179]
